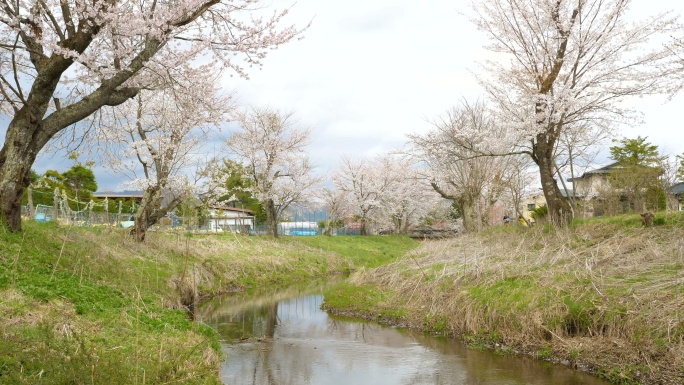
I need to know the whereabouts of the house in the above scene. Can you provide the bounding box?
[206,205,254,233]
[567,163,619,202]
[569,162,667,216]
[519,188,574,224]
[519,189,548,224]
[672,182,684,211]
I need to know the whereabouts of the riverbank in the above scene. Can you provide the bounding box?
[0,222,418,384]
[323,214,684,385]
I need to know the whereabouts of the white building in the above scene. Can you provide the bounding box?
[206,206,254,233]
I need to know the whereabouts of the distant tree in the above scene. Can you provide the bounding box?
[318,186,349,235]
[215,160,266,225]
[333,155,385,236]
[502,155,536,226]
[408,100,513,232]
[62,163,98,203]
[658,155,681,211]
[608,137,665,212]
[609,136,662,166]
[332,154,425,235]
[226,107,320,237]
[29,170,39,185]
[677,153,684,182]
[375,156,442,234]
[62,163,97,211]
[22,170,62,207]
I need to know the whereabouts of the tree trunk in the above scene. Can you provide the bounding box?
[0,119,43,232]
[131,187,187,242]
[27,188,35,219]
[360,214,368,236]
[460,200,478,233]
[130,187,168,242]
[533,134,573,226]
[265,199,278,237]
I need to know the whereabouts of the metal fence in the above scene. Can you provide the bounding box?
[21,204,374,236]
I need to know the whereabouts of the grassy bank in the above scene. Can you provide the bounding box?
[0,222,418,384]
[323,213,684,385]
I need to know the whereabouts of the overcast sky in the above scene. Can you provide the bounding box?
[32,0,684,191]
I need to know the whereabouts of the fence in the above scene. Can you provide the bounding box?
[21,188,375,236]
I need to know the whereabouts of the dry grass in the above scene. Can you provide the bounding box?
[342,220,684,384]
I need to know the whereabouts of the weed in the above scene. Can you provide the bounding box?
[538,346,553,359]
[597,364,645,385]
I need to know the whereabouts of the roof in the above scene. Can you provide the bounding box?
[93,190,144,199]
[208,205,254,214]
[567,162,620,182]
[93,189,201,208]
[672,182,684,195]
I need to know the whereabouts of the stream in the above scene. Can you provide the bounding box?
[197,282,610,385]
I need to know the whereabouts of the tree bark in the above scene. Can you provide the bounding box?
[533,133,573,226]
[0,118,44,231]
[130,187,183,242]
[265,199,278,237]
[360,215,367,236]
[459,200,478,233]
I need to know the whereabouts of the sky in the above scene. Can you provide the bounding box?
[30,0,684,191]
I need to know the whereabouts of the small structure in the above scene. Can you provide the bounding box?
[206,205,255,233]
[93,190,145,204]
[278,221,318,236]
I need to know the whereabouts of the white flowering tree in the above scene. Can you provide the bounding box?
[0,0,302,232]
[409,100,514,232]
[470,0,678,225]
[317,186,349,235]
[333,155,380,236]
[375,156,442,234]
[333,154,442,235]
[99,71,230,241]
[226,107,320,237]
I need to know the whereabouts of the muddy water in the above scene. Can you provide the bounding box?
[197,284,609,385]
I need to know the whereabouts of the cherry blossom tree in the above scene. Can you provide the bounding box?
[408,100,514,232]
[470,0,678,225]
[332,155,381,236]
[226,107,320,238]
[98,71,230,241]
[0,0,303,232]
[317,186,349,235]
[375,156,442,234]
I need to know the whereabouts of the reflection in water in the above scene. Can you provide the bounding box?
[198,289,609,385]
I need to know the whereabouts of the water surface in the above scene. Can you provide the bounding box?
[198,286,609,385]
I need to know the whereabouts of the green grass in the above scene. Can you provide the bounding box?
[0,222,419,384]
[281,234,419,268]
[0,223,221,384]
[322,282,405,320]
